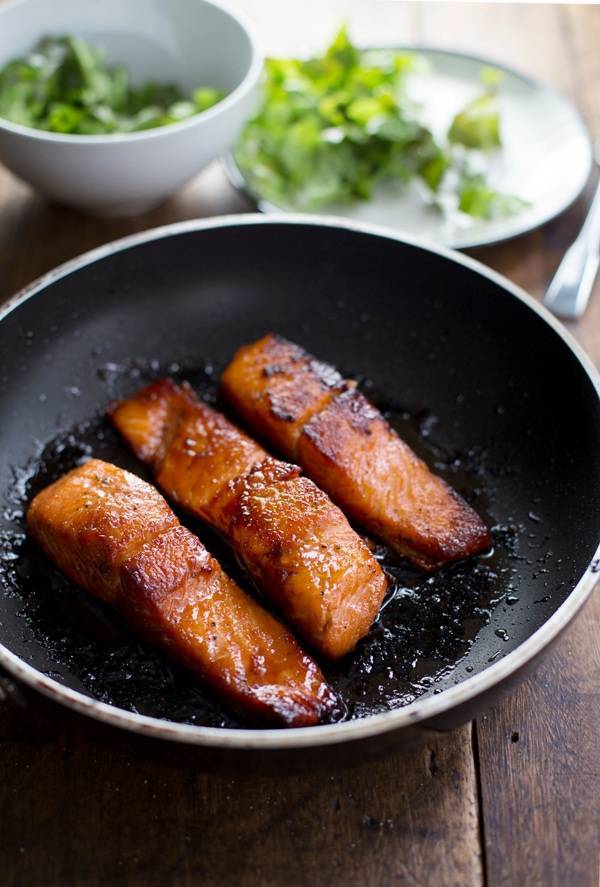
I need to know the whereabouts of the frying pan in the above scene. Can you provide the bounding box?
[0,215,599,767]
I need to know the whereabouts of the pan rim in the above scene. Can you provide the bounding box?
[1,212,598,749]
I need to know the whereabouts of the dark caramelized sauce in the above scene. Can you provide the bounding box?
[0,359,524,729]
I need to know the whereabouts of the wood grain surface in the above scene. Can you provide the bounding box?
[0,3,598,885]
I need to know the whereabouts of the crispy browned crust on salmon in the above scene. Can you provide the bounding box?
[209,458,387,659]
[221,334,492,570]
[27,459,338,727]
[27,457,179,604]
[220,333,352,454]
[109,380,267,496]
[298,390,491,569]
[109,383,388,659]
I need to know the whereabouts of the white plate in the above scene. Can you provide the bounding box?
[225,47,592,249]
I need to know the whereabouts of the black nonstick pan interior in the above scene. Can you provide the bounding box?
[0,217,599,741]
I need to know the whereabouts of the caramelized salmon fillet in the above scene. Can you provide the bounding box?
[221,334,492,570]
[27,459,338,727]
[109,382,387,659]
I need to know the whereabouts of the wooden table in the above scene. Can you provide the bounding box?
[1,3,599,884]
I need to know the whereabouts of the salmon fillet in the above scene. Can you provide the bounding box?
[109,381,387,659]
[27,459,338,727]
[221,333,492,570]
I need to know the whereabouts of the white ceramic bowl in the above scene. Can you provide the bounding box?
[0,0,262,215]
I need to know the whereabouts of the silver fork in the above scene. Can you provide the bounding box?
[544,141,600,320]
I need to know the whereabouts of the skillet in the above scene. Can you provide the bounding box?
[0,214,598,766]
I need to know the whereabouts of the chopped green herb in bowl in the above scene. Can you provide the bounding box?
[0,35,226,135]
[234,27,527,222]
[0,0,261,215]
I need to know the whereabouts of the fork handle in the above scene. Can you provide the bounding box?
[544,179,600,319]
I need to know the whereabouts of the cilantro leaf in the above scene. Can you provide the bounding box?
[458,175,528,219]
[448,69,502,151]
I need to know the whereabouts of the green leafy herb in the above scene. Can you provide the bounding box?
[235,27,446,210]
[448,68,502,150]
[458,174,529,219]
[235,28,526,221]
[0,36,226,135]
